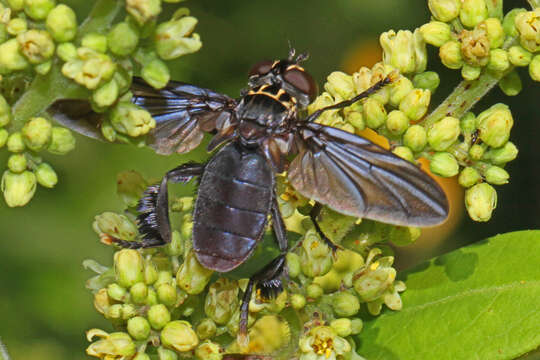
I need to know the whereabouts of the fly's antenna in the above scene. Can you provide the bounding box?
[287,41,296,61]
[296,51,310,64]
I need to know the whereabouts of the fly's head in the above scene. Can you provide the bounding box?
[245,50,318,109]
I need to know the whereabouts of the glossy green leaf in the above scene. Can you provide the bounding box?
[357,230,540,360]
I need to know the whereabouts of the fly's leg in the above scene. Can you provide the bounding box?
[238,192,288,347]
[113,163,205,249]
[310,202,341,253]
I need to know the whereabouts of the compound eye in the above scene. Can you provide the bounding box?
[248,60,273,77]
[283,68,318,101]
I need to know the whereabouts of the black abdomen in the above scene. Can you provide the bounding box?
[192,143,273,272]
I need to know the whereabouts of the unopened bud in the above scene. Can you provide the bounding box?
[157,283,177,306]
[399,89,431,121]
[291,294,307,310]
[0,95,10,127]
[530,55,540,82]
[24,0,56,20]
[82,33,108,53]
[6,0,24,11]
[413,71,440,92]
[460,0,488,28]
[325,71,355,100]
[389,76,414,107]
[485,166,509,185]
[403,125,427,152]
[330,318,352,337]
[476,103,513,148]
[469,144,485,160]
[286,252,301,278]
[428,116,460,151]
[428,0,461,22]
[114,249,144,288]
[503,8,527,37]
[420,21,451,47]
[487,49,509,72]
[0,39,29,71]
[57,42,77,61]
[126,0,161,25]
[110,102,156,137]
[157,347,177,360]
[0,129,8,148]
[95,212,138,241]
[134,353,151,360]
[363,97,387,129]
[332,292,360,317]
[155,16,202,60]
[195,341,222,360]
[1,170,36,207]
[306,283,323,299]
[46,4,77,42]
[392,146,414,162]
[148,304,171,330]
[17,30,55,64]
[430,152,459,177]
[130,282,148,304]
[22,117,52,151]
[176,250,213,295]
[459,167,482,187]
[7,18,27,36]
[389,226,421,246]
[141,59,170,89]
[508,46,532,67]
[161,320,199,352]
[515,9,540,53]
[7,154,26,173]
[484,141,518,164]
[386,110,409,135]
[7,132,25,153]
[499,70,522,96]
[93,80,119,108]
[461,64,482,80]
[107,283,127,301]
[108,22,139,56]
[439,40,463,69]
[47,127,75,155]
[196,318,217,340]
[465,183,497,221]
[127,316,151,341]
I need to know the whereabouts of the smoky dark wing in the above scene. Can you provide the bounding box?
[131,77,237,155]
[288,122,449,227]
[47,99,106,140]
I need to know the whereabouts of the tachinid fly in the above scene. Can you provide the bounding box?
[50,49,449,344]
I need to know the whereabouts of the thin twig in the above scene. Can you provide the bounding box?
[0,337,11,360]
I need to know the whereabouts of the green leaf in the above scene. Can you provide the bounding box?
[357,230,540,360]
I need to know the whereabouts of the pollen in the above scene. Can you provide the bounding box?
[370,261,380,271]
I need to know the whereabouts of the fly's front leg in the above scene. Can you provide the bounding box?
[238,191,288,347]
[310,202,341,253]
[113,163,204,249]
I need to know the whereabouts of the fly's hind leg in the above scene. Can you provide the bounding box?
[310,202,341,254]
[113,163,204,249]
[238,191,288,347]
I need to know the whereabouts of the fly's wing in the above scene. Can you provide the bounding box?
[48,99,106,141]
[288,122,449,227]
[131,77,237,155]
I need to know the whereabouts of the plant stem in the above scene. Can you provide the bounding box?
[9,0,122,131]
[0,337,10,360]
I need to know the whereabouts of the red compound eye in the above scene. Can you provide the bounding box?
[283,67,318,100]
[248,60,273,77]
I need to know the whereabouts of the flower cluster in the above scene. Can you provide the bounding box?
[307,0,539,222]
[85,171,408,359]
[0,0,202,207]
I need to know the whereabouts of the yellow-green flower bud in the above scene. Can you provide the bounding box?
[428,116,460,151]
[134,353,151,360]
[460,0,488,28]
[508,46,532,67]
[380,29,426,74]
[499,70,522,96]
[363,97,387,129]
[0,39,29,71]
[413,71,440,92]
[7,0,24,11]
[46,4,77,42]
[161,320,199,352]
[7,154,26,173]
[34,60,52,75]
[476,103,513,148]
[461,64,482,80]
[389,76,414,107]
[146,287,158,306]
[144,259,158,285]
[0,129,8,148]
[141,59,170,89]
[114,249,144,288]
[157,347,177,360]
[430,152,459,177]
[469,144,485,160]
[1,170,36,207]
[389,226,421,246]
[420,21,451,47]
[503,8,527,37]
[155,16,202,60]
[107,283,127,301]
[127,316,151,341]
[155,270,173,287]
[0,95,10,127]
[459,167,481,188]
[485,166,509,185]
[129,281,148,304]
[465,183,497,221]
[95,212,137,241]
[82,33,107,53]
[21,117,52,151]
[428,0,461,22]
[86,330,136,359]
[530,55,540,82]
[122,304,137,320]
[515,9,540,53]
[306,283,323,299]
[195,341,221,360]
[286,252,300,278]
[332,292,360,317]
[196,318,217,340]
[204,278,238,325]
[439,40,464,69]
[62,48,116,89]
[148,304,171,330]
[93,289,112,315]
[291,293,306,310]
[176,250,213,295]
[56,42,77,62]
[299,229,333,278]
[386,110,409,136]
[24,0,56,20]
[460,28,490,67]
[350,318,363,335]
[157,283,177,306]
[7,132,25,153]
[164,230,183,256]
[484,141,518,165]
[17,29,55,64]
[325,71,355,100]
[478,18,504,49]
[93,80,119,108]
[110,102,156,137]
[403,125,428,152]
[392,146,414,162]
[487,49,509,72]
[108,22,139,56]
[126,0,161,25]
[460,112,476,134]
[399,89,431,121]
[47,127,75,155]
[7,18,27,36]
[330,318,352,338]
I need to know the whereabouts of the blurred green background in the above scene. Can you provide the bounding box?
[0,1,539,359]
